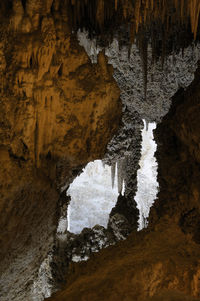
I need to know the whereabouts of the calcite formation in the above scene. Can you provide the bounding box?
[0,1,121,300]
[47,65,200,301]
[1,1,200,301]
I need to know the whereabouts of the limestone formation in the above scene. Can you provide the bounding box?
[47,64,200,301]
[1,1,200,301]
[0,2,121,300]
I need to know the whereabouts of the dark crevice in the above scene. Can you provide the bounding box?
[21,0,26,11]
[30,56,33,68]
[58,64,63,77]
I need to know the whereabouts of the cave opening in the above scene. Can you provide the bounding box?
[57,160,119,235]
[67,160,119,233]
[57,123,158,237]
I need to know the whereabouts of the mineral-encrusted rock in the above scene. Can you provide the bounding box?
[149,64,200,236]
[40,226,116,294]
[36,193,139,298]
[46,65,200,301]
[0,2,121,300]
[109,193,139,234]
[78,31,200,210]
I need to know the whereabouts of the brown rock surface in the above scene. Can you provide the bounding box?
[0,2,121,300]
[1,1,200,301]
[46,67,200,301]
[47,224,200,301]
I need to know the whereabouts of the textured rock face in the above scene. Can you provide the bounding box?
[33,193,138,300]
[1,2,200,301]
[47,67,200,301]
[0,2,121,300]
[16,16,200,301]
[78,31,200,204]
[18,28,200,301]
[150,65,200,238]
[47,226,200,301]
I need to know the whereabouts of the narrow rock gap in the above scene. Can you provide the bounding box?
[21,0,26,10]
[135,120,158,230]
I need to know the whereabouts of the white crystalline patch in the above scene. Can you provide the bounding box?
[77,30,101,63]
[135,121,158,230]
[72,255,89,263]
[68,160,118,234]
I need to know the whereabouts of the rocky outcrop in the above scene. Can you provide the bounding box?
[1,2,200,301]
[47,225,200,301]
[79,30,200,201]
[149,63,200,236]
[109,193,138,234]
[33,192,138,300]
[0,2,121,300]
[36,24,200,301]
[46,66,200,301]
[45,226,117,294]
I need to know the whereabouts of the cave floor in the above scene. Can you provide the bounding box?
[47,221,200,301]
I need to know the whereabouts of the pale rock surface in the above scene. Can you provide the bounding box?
[68,160,118,234]
[135,121,158,230]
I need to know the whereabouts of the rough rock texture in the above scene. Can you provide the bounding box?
[33,193,138,300]
[0,2,121,300]
[78,32,200,122]
[47,226,117,292]
[47,66,200,301]
[149,63,200,237]
[37,32,200,301]
[104,39,200,225]
[1,2,200,301]
[78,31,200,202]
[47,225,200,301]
[109,193,138,235]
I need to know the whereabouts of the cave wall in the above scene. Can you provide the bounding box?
[46,66,200,301]
[0,1,121,300]
[1,1,200,300]
[150,64,200,242]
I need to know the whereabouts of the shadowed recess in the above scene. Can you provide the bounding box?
[67,0,200,47]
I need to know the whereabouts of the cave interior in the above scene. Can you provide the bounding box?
[1,1,200,301]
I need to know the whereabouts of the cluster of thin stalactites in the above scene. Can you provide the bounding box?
[69,0,200,40]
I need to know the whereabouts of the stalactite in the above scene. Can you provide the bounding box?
[68,0,200,39]
[67,0,200,60]
[111,162,116,189]
[117,159,126,194]
[67,0,200,95]
[117,160,123,194]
